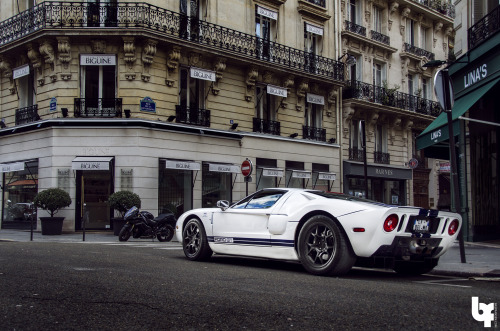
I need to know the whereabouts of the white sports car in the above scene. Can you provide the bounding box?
[175,188,461,276]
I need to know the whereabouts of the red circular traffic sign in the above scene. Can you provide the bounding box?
[241,159,253,177]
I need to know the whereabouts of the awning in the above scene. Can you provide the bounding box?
[8,179,38,186]
[208,163,240,173]
[417,77,500,151]
[72,157,113,171]
[165,160,200,171]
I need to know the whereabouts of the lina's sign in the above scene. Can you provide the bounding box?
[464,64,487,88]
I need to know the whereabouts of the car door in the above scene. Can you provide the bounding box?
[211,189,287,249]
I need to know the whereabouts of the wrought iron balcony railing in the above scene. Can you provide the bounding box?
[349,147,365,162]
[371,30,390,45]
[253,118,281,136]
[303,125,326,141]
[409,0,455,19]
[0,2,344,82]
[468,5,500,49]
[74,98,123,117]
[374,151,390,164]
[345,21,366,37]
[306,0,326,7]
[403,43,435,60]
[175,105,210,127]
[15,105,39,125]
[343,80,442,116]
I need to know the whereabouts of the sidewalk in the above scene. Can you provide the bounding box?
[1,229,499,277]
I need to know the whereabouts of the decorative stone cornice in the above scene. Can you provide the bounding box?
[141,39,157,82]
[212,57,226,95]
[57,37,71,81]
[91,40,106,54]
[123,37,136,80]
[245,66,259,102]
[296,79,309,111]
[39,39,57,82]
[166,46,181,87]
[27,43,44,85]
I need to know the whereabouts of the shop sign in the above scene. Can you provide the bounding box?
[267,85,287,97]
[165,160,200,171]
[190,67,216,82]
[80,54,116,66]
[209,163,240,173]
[318,172,336,181]
[262,168,284,177]
[439,162,451,172]
[13,64,30,79]
[257,6,278,20]
[72,157,112,171]
[140,97,156,113]
[305,23,323,36]
[453,53,500,95]
[307,93,325,105]
[0,162,25,173]
[375,168,394,176]
[292,170,311,179]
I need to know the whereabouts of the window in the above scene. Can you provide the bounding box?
[420,26,429,50]
[422,78,429,99]
[373,63,383,87]
[304,23,323,73]
[80,57,117,116]
[180,0,207,40]
[347,0,359,24]
[202,163,232,207]
[373,6,382,33]
[473,0,498,24]
[256,158,279,190]
[350,119,361,149]
[232,190,285,209]
[255,6,277,60]
[254,85,279,134]
[159,160,194,219]
[285,161,305,188]
[305,103,322,128]
[375,124,387,153]
[349,54,362,81]
[17,69,35,109]
[87,0,118,28]
[178,67,208,125]
[406,19,415,45]
[408,74,415,95]
[312,163,330,191]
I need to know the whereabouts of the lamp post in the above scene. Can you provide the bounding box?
[424,60,466,263]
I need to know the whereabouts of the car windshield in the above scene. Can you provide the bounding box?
[232,189,286,209]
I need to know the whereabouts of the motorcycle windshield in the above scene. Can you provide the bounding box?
[124,206,139,220]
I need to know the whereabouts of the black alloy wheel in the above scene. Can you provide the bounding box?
[182,218,212,260]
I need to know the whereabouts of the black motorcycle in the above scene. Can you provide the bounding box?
[118,206,176,242]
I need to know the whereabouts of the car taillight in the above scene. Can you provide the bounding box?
[383,214,399,232]
[448,219,459,235]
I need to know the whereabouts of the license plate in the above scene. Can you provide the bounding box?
[413,219,430,233]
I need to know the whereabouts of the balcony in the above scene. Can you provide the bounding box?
[15,105,39,125]
[175,105,210,127]
[345,21,366,37]
[343,80,441,116]
[370,31,390,46]
[468,5,500,49]
[349,147,365,162]
[403,43,435,60]
[374,151,390,164]
[303,125,326,141]
[253,118,281,136]
[0,2,344,82]
[407,0,455,19]
[74,98,123,117]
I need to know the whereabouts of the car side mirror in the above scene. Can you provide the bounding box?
[216,200,230,211]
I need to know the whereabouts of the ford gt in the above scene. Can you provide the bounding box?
[175,189,461,276]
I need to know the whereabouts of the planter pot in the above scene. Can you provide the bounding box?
[112,218,126,236]
[40,217,65,235]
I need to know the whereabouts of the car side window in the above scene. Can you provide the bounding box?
[245,192,284,209]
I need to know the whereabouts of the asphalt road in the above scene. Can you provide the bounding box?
[0,241,498,330]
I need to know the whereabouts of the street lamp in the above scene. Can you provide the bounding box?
[423,60,466,263]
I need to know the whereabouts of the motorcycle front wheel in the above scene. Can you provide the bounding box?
[118,226,132,242]
[157,225,174,242]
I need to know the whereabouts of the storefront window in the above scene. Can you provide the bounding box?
[1,160,38,229]
[256,158,277,190]
[312,163,330,191]
[159,159,194,218]
[202,162,232,207]
[286,161,305,188]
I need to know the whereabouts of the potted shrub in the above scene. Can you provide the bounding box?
[108,191,141,235]
[33,188,72,235]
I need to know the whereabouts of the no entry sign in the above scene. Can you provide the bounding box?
[241,159,253,177]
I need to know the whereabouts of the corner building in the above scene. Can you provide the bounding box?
[0,0,344,231]
[339,0,454,207]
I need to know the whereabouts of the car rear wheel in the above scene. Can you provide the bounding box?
[393,259,439,275]
[298,215,355,276]
[182,218,212,261]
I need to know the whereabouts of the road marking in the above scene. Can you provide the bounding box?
[414,277,472,288]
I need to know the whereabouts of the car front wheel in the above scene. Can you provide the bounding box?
[182,218,212,261]
[298,215,355,276]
